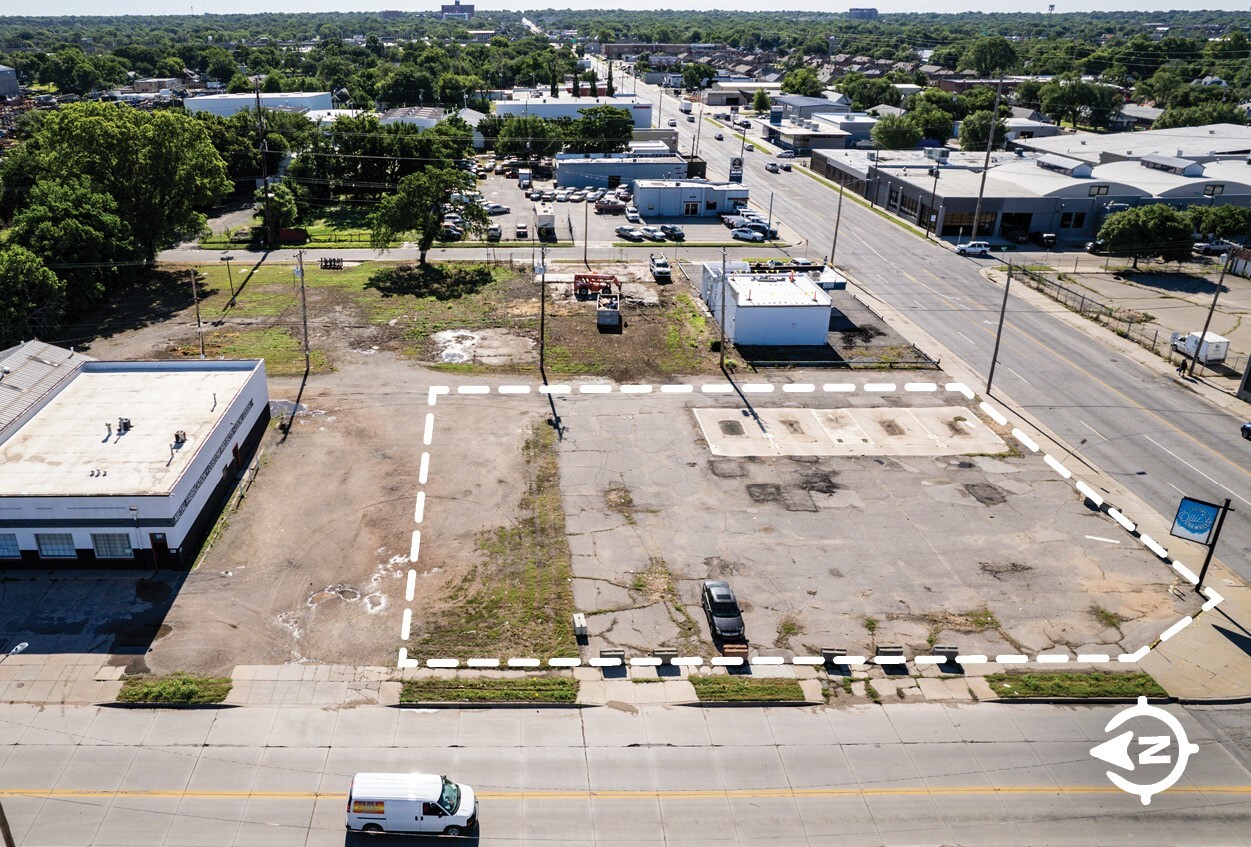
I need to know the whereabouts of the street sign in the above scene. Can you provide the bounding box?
[1170,496,1222,545]
[534,265,546,276]
[730,157,743,169]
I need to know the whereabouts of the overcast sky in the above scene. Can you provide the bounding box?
[12,1,1251,17]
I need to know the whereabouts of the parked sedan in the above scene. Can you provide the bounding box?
[640,226,667,242]
[776,150,795,158]
[615,226,645,242]
[528,189,543,201]
[625,206,641,222]
[731,228,765,242]
[485,203,510,215]
[1194,241,1226,256]
[659,224,686,241]
[555,191,569,202]
[568,191,586,202]
[542,191,557,202]
[701,580,745,640]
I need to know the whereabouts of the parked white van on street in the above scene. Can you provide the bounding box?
[346,772,478,836]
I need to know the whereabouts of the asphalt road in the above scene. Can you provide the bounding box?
[3,702,1249,846]
[606,68,1251,581]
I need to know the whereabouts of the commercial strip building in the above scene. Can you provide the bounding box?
[812,124,1251,242]
[632,180,749,217]
[0,341,269,569]
[555,145,707,187]
[703,81,782,108]
[494,95,652,128]
[700,263,833,346]
[183,91,332,117]
[751,111,877,154]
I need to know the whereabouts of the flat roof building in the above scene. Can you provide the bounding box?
[0,64,18,98]
[632,180,749,217]
[495,96,652,128]
[700,263,833,346]
[379,106,447,129]
[0,342,269,568]
[1013,123,1251,164]
[183,91,333,117]
[555,152,691,188]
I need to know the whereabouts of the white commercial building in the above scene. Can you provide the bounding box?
[633,180,749,217]
[555,152,690,188]
[0,341,269,569]
[0,64,18,98]
[495,95,652,128]
[700,263,832,346]
[183,91,333,117]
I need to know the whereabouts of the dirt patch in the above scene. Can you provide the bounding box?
[432,328,535,365]
[746,483,782,502]
[605,484,637,524]
[709,459,746,478]
[981,561,1034,580]
[964,483,1008,506]
[797,470,840,493]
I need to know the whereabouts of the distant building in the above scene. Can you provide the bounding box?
[182,91,333,117]
[554,151,691,188]
[378,106,447,129]
[440,0,474,19]
[0,64,18,98]
[847,8,880,20]
[0,341,269,569]
[457,107,487,150]
[133,77,181,94]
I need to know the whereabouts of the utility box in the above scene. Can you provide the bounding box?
[1171,331,1230,365]
[596,293,622,330]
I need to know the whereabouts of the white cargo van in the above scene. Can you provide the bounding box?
[346,772,478,836]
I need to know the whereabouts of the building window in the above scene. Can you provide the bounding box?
[36,533,76,559]
[1088,185,1109,197]
[899,193,919,216]
[1072,212,1086,228]
[1204,184,1225,197]
[704,201,717,211]
[887,186,900,209]
[1060,212,1073,228]
[92,533,134,559]
[0,534,18,559]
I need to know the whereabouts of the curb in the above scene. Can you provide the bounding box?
[104,701,238,709]
[1175,694,1251,706]
[990,696,1174,706]
[677,700,822,708]
[391,701,591,710]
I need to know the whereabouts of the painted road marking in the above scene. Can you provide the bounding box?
[1143,435,1251,508]
[1085,535,1121,544]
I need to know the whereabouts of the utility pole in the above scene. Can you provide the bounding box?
[970,73,1005,243]
[0,793,14,847]
[255,84,274,248]
[1197,498,1234,592]
[767,191,775,248]
[719,247,728,370]
[986,261,1013,395]
[220,254,236,305]
[296,250,310,374]
[1189,250,1231,378]
[189,270,205,358]
[539,245,548,373]
[829,181,845,264]
[693,101,704,157]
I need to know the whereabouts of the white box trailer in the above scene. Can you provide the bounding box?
[1171,331,1230,365]
[346,772,477,836]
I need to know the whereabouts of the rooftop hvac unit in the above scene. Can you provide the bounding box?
[924,147,949,161]
[118,417,132,433]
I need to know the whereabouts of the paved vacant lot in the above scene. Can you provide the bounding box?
[542,383,1189,659]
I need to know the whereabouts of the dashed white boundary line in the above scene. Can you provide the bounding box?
[397,380,1222,671]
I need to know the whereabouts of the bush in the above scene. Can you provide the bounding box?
[398,677,578,703]
[117,672,233,704]
[689,676,806,702]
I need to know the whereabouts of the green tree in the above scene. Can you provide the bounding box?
[870,114,922,149]
[17,103,231,260]
[569,105,633,154]
[1187,205,1251,241]
[496,115,564,159]
[606,61,615,97]
[681,62,715,90]
[1155,102,1248,130]
[257,181,300,231]
[1098,205,1193,269]
[958,110,1006,151]
[910,106,954,142]
[8,178,135,306]
[0,246,65,348]
[781,67,823,97]
[752,87,771,113]
[369,166,488,264]
[377,65,435,107]
[964,36,1018,77]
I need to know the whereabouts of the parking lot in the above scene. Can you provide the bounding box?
[460,164,799,252]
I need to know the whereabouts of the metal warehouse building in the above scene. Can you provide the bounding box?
[700,263,832,346]
[0,341,269,569]
[555,153,690,188]
[183,91,333,117]
[494,95,652,128]
[632,180,749,216]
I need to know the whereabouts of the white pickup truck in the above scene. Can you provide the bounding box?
[649,253,671,282]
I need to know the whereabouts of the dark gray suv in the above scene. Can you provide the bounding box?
[701,580,745,640]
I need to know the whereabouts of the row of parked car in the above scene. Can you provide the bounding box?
[721,209,778,242]
[615,224,686,243]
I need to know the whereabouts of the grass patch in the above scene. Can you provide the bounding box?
[176,327,329,377]
[398,677,578,703]
[864,616,877,634]
[630,556,703,654]
[986,672,1166,699]
[1094,606,1128,629]
[776,614,803,649]
[660,293,714,373]
[605,484,637,524]
[117,672,232,704]
[864,681,882,703]
[405,421,576,660]
[961,608,999,630]
[689,676,806,702]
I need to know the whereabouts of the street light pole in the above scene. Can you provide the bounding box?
[539,245,548,374]
[924,168,940,240]
[1189,251,1231,378]
[970,73,1005,242]
[719,247,728,370]
[220,254,236,305]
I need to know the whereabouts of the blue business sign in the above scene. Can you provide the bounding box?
[1171,497,1221,545]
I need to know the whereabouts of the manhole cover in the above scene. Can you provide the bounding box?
[964,483,1007,506]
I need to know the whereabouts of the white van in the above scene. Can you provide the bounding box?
[346,772,478,836]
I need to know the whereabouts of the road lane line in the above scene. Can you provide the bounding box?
[956,331,975,345]
[1079,420,1104,439]
[1143,435,1251,507]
